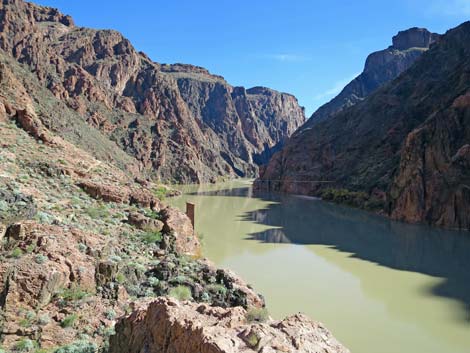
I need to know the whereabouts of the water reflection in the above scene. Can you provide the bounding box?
[190,186,470,320]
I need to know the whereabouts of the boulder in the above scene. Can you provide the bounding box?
[78,181,130,203]
[160,206,200,255]
[127,212,164,232]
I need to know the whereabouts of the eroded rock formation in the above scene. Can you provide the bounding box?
[109,297,350,353]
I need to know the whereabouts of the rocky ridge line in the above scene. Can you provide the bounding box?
[0,0,305,183]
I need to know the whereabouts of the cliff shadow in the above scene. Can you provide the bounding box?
[189,185,470,321]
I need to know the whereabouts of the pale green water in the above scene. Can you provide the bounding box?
[169,180,470,353]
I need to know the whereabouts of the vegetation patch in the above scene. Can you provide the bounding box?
[140,230,162,245]
[320,188,384,211]
[57,286,90,302]
[61,314,78,328]
[245,307,269,323]
[168,285,192,301]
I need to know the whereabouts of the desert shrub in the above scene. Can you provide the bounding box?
[245,307,269,323]
[85,205,109,219]
[169,285,192,301]
[54,340,97,353]
[152,186,168,200]
[57,286,89,302]
[35,254,48,264]
[144,209,162,220]
[320,188,371,208]
[115,273,126,284]
[207,284,227,296]
[26,244,36,253]
[77,243,87,253]
[140,230,162,245]
[148,276,159,287]
[37,314,50,325]
[104,308,116,320]
[11,247,23,258]
[14,338,38,352]
[61,314,78,328]
[245,332,260,348]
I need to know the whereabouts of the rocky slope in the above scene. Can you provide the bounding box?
[0,0,305,183]
[308,27,439,124]
[109,297,349,353]
[258,22,470,230]
[0,104,272,351]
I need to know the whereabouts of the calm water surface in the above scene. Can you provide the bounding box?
[169,180,470,353]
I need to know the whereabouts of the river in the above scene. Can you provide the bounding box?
[169,179,470,353]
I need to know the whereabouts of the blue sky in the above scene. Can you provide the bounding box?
[36,0,470,116]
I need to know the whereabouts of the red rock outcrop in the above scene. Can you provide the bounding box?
[109,297,350,353]
[0,221,122,349]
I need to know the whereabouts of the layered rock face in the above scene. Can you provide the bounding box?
[109,297,350,353]
[0,0,305,183]
[308,28,439,124]
[258,22,470,230]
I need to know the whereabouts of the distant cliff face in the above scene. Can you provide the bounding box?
[258,22,470,230]
[308,28,440,124]
[0,0,304,183]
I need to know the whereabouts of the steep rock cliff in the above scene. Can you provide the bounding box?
[308,27,439,124]
[258,22,470,230]
[0,0,305,183]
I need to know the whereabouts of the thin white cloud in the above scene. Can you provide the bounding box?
[314,73,360,101]
[429,0,470,16]
[265,53,310,62]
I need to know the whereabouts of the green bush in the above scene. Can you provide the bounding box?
[61,314,78,328]
[104,308,116,320]
[245,307,269,323]
[169,285,192,301]
[77,243,87,253]
[115,273,126,284]
[141,230,162,245]
[54,340,97,353]
[57,286,89,302]
[85,205,109,219]
[37,314,50,325]
[245,332,260,348]
[14,338,38,352]
[207,284,227,296]
[144,209,162,220]
[35,254,48,264]
[26,244,36,253]
[152,186,169,200]
[148,276,159,287]
[320,188,386,210]
[11,247,23,258]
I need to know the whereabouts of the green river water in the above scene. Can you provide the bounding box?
[169,180,470,353]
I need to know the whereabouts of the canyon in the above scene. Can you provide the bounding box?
[0,0,348,352]
[1,0,470,352]
[258,22,470,230]
[0,0,305,184]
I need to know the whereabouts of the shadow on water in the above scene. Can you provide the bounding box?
[188,185,470,321]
